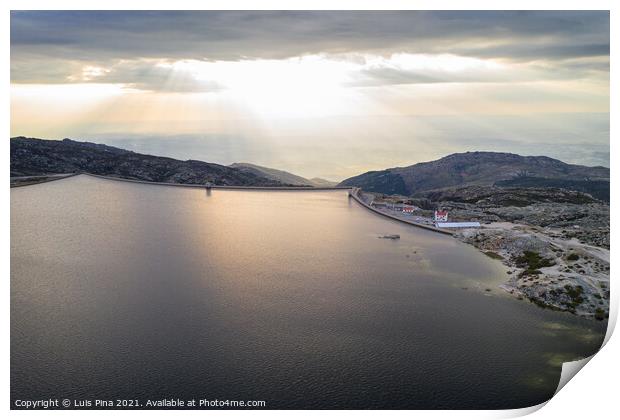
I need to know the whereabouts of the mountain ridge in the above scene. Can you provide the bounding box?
[338,151,609,198]
[10,137,285,186]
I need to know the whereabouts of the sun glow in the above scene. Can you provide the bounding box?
[165,55,358,118]
[144,53,504,119]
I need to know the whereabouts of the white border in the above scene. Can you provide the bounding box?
[3,1,617,419]
[2,0,618,10]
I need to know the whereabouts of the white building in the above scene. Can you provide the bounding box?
[434,210,449,222]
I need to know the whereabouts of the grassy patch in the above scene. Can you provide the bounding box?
[564,285,584,308]
[516,251,555,269]
[594,308,607,321]
[484,251,503,260]
[516,251,555,277]
[528,297,562,311]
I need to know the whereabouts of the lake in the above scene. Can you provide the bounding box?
[11,175,606,409]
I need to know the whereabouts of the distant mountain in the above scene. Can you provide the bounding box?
[230,162,337,187]
[10,137,285,186]
[308,177,338,188]
[338,151,609,198]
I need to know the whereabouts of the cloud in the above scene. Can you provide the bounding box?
[11,11,609,72]
[81,61,224,93]
[345,54,509,86]
[347,56,609,87]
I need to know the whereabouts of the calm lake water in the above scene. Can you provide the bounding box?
[11,175,606,409]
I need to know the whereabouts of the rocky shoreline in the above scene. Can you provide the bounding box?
[455,222,610,320]
[362,186,610,320]
[433,187,610,319]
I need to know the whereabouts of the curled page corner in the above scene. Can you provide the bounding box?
[602,302,617,348]
[503,354,598,418]
[552,295,617,398]
[500,400,548,418]
[519,315,614,417]
[554,355,594,396]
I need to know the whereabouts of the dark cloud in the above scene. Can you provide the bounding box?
[348,58,609,87]
[10,11,609,87]
[350,64,520,87]
[11,11,609,60]
[458,43,610,61]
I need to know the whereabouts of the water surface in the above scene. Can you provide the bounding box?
[11,175,606,409]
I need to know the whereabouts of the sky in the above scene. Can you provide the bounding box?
[10,11,610,180]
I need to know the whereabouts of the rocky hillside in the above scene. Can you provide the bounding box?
[422,185,600,207]
[230,162,336,187]
[422,185,610,249]
[495,176,609,202]
[10,137,284,186]
[339,151,609,196]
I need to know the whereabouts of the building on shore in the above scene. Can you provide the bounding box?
[434,210,449,222]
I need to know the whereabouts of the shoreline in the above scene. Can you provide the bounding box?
[348,187,453,235]
[454,222,610,320]
[10,173,79,188]
[349,188,609,320]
